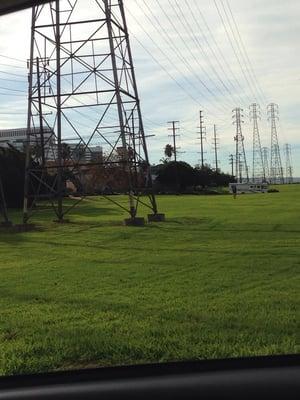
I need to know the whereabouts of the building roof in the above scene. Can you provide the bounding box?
[0,0,50,15]
[0,127,53,138]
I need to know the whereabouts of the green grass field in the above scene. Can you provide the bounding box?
[0,185,299,376]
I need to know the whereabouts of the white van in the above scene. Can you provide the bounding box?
[229,183,268,194]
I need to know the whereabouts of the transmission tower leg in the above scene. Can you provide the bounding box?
[0,176,12,228]
[118,0,165,224]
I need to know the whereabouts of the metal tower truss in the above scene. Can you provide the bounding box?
[232,108,249,183]
[23,0,161,224]
[249,103,265,183]
[267,104,284,184]
[262,147,270,183]
[284,144,293,184]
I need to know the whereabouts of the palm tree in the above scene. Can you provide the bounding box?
[164,144,174,159]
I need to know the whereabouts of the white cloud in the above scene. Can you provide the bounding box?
[0,0,299,175]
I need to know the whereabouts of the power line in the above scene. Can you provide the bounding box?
[218,0,260,103]
[219,1,265,105]
[179,0,238,107]
[126,6,229,123]
[126,11,205,108]
[134,0,212,108]
[138,0,231,110]
[213,0,258,103]
[0,54,27,64]
[0,70,27,78]
[0,62,26,70]
[169,0,231,111]
[0,92,27,97]
[24,0,162,224]
[193,1,250,107]
[219,0,266,105]
[0,54,124,130]
[0,86,27,93]
[0,112,27,115]
[0,77,27,83]
[184,0,246,108]
[223,0,267,104]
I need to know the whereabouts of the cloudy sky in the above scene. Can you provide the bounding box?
[0,0,299,175]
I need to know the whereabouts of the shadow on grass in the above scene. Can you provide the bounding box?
[20,235,296,259]
[166,217,300,234]
[0,224,45,244]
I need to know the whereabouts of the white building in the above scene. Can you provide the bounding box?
[0,128,103,164]
[0,127,55,152]
[65,143,103,163]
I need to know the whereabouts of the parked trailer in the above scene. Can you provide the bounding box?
[229,183,269,194]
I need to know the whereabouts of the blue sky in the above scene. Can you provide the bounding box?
[0,0,299,175]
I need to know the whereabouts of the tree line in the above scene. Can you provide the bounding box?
[154,161,235,193]
[0,146,235,208]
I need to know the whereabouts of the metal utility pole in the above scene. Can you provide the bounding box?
[229,154,234,177]
[284,144,293,184]
[250,104,265,183]
[267,104,284,184]
[0,174,11,227]
[23,0,163,225]
[262,147,270,182]
[168,121,180,162]
[232,108,249,183]
[197,111,206,168]
[212,124,220,172]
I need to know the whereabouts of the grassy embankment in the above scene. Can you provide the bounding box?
[0,185,299,375]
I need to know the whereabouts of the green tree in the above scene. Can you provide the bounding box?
[164,144,174,159]
[0,147,26,208]
[156,161,196,191]
[194,165,214,188]
[0,146,56,208]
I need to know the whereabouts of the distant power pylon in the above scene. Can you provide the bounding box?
[168,121,180,162]
[232,108,249,183]
[212,125,220,172]
[250,104,265,183]
[23,0,162,224]
[229,154,235,177]
[267,104,284,184]
[284,144,293,184]
[262,147,270,182]
[197,111,206,168]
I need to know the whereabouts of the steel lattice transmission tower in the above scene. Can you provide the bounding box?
[262,147,270,182]
[284,144,293,184]
[232,108,249,183]
[249,103,265,183]
[267,104,284,184]
[23,0,163,224]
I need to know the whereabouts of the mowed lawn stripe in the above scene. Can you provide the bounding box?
[0,185,299,375]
